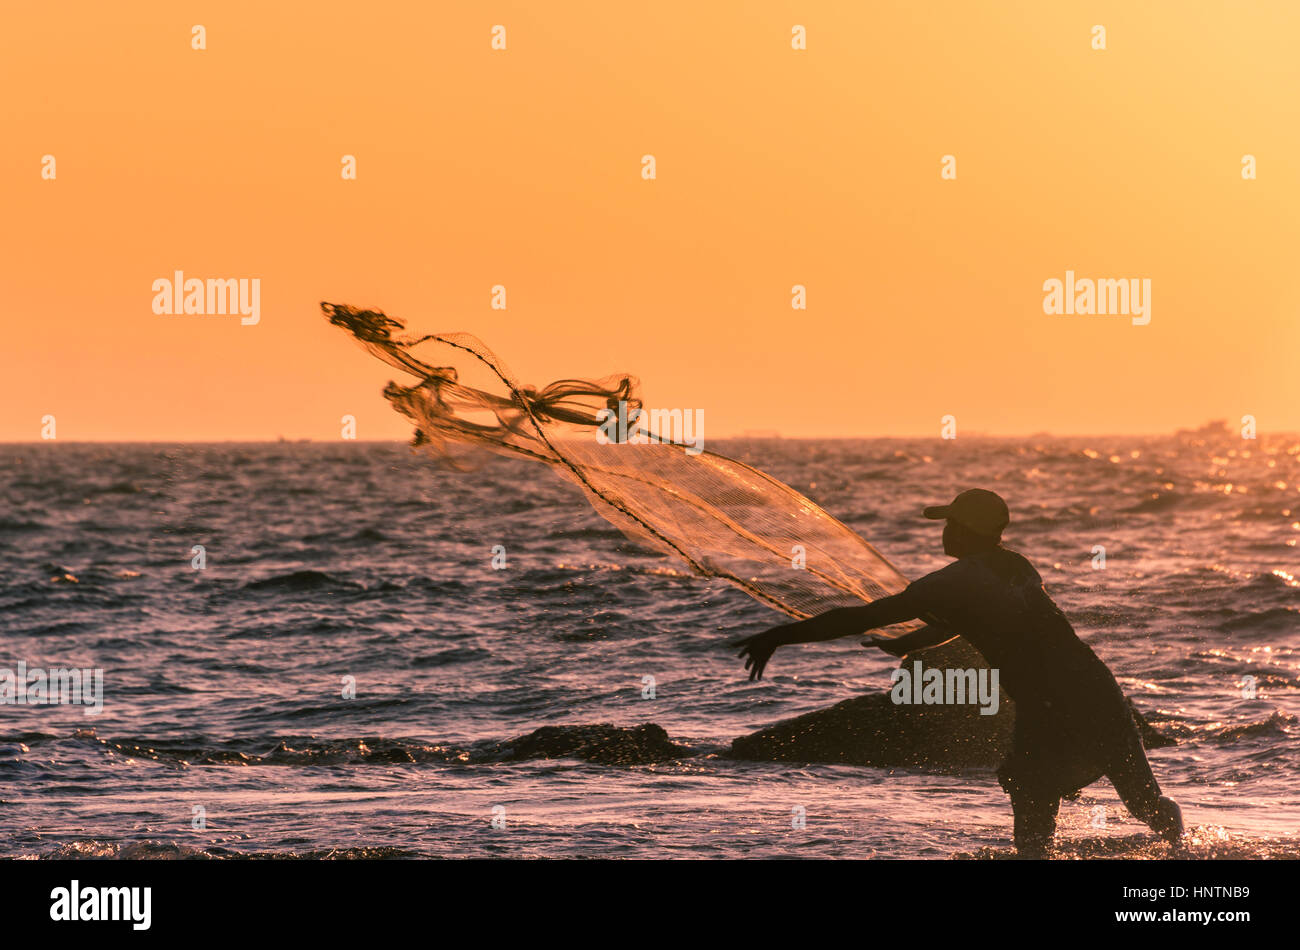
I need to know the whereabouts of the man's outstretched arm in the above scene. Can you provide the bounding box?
[735,591,954,680]
[776,594,920,645]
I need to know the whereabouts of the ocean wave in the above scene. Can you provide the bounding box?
[34,840,418,860]
[82,733,462,767]
[1160,710,1297,745]
[957,827,1300,860]
[1216,606,1300,634]
[1202,710,1297,744]
[46,725,699,769]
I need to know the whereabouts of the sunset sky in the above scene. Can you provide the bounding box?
[3,1,1297,440]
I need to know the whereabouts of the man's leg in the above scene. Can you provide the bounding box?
[998,761,1060,857]
[1010,784,1060,858]
[1105,725,1182,844]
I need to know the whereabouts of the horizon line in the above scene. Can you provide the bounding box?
[3,431,1294,445]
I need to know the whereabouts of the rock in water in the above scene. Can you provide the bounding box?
[479,723,692,765]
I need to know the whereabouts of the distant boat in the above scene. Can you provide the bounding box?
[1175,419,1230,437]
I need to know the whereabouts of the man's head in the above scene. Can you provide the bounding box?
[923,488,1009,557]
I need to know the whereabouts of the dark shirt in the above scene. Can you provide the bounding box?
[897,547,1130,732]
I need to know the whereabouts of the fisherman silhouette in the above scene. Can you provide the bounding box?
[735,488,1183,857]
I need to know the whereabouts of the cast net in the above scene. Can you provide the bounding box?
[323,302,920,633]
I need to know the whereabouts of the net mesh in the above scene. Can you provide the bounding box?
[323,302,922,633]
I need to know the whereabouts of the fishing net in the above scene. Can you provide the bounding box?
[323,302,922,634]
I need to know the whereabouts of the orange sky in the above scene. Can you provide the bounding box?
[3,1,1297,440]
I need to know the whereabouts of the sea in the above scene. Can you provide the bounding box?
[1,432,1296,859]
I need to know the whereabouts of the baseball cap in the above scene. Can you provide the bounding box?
[923,488,1009,538]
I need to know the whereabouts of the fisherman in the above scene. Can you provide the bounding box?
[735,489,1183,857]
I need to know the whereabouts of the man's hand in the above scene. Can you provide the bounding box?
[862,635,908,658]
[734,626,790,681]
